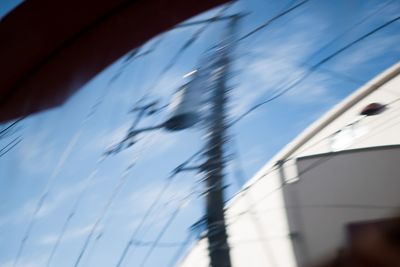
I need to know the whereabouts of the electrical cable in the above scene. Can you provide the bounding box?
[72,165,135,267]
[46,42,164,267]
[167,231,195,267]
[142,2,235,102]
[44,159,104,267]
[76,131,162,267]
[226,97,400,218]
[0,117,24,138]
[167,0,396,175]
[230,15,400,127]
[12,43,152,267]
[121,6,400,266]
[43,1,397,266]
[0,135,22,158]
[138,192,195,267]
[114,151,202,267]
[72,124,162,267]
[238,0,309,42]
[305,0,396,63]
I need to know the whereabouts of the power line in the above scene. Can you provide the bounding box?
[279,96,400,160]
[114,179,173,267]
[228,105,400,218]
[305,0,396,62]
[66,3,400,266]
[138,192,195,267]
[229,0,397,127]
[167,231,195,267]
[13,127,84,267]
[142,2,235,99]
[161,18,400,237]
[115,6,400,266]
[44,41,165,267]
[12,44,152,267]
[0,117,23,138]
[0,135,22,158]
[72,165,134,267]
[227,97,400,216]
[72,123,166,266]
[114,151,202,267]
[44,160,104,267]
[74,132,164,267]
[238,0,309,41]
[230,15,400,127]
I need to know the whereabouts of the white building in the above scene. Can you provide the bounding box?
[178,62,400,267]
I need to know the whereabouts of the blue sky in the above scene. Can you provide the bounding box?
[1,0,400,266]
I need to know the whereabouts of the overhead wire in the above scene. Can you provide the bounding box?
[112,6,322,264]
[304,0,396,63]
[114,151,202,267]
[46,43,166,267]
[0,117,24,139]
[226,98,400,220]
[141,2,236,102]
[148,0,316,191]
[72,2,399,266]
[44,159,104,267]
[72,117,166,267]
[46,46,160,267]
[78,133,161,267]
[12,43,154,267]
[238,0,309,42]
[131,4,400,266]
[228,157,400,221]
[138,189,197,267]
[0,135,22,158]
[108,16,225,266]
[230,15,400,127]
[224,97,400,219]
[107,15,228,154]
[72,164,135,267]
[12,123,85,267]
[0,118,24,158]
[166,231,195,267]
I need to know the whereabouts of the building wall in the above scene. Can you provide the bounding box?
[284,146,400,266]
[178,63,400,267]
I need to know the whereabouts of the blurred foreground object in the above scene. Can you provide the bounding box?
[0,0,229,122]
[312,215,400,267]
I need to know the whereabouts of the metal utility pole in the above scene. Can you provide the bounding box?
[202,16,238,267]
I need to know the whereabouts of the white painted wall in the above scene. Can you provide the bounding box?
[284,146,400,265]
[178,63,400,267]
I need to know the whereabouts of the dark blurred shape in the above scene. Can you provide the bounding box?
[164,82,203,131]
[311,215,400,267]
[360,103,386,116]
[0,0,229,123]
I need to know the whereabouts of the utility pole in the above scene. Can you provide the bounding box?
[202,16,238,267]
[106,14,240,267]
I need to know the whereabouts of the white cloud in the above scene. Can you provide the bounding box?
[231,40,328,116]
[0,180,88,228]
[38,223,95,246]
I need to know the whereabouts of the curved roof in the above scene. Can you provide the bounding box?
[0,0,228,122]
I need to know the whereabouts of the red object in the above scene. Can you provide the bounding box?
[0,0,229,122]
[360,103,386,116]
